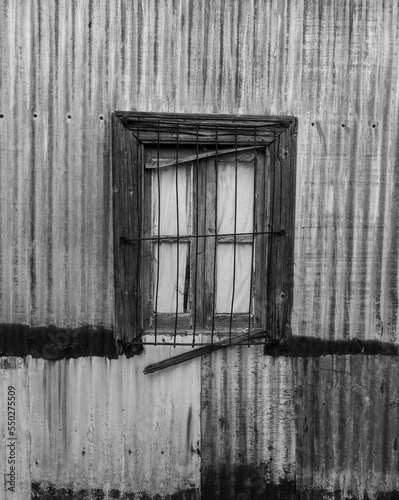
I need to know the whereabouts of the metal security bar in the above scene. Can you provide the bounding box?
[122,120,278,347]
[113,112,296,352]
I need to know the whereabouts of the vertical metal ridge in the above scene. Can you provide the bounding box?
[1,0,399,341]
[295,355,399,496]
[2,0,399,498]
[202,346,295,498]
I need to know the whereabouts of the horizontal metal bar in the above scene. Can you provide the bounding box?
[120,230,285,244]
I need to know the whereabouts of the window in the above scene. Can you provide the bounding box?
[112,113,296,353]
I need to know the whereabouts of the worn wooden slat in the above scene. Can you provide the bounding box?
[143,328,265,374]
[116,111,294,126]
[192,157,204,331]
[212,313,253,331]
[204,157,217,329]
[266,122,297,340]
[254,148,269,329]
[217,235,252,243]
[112,114,143,351]
[145,145,262,168]
[152,313,191,330]
[115,112,294,146]
[132,132,273,145]
[145,145,262,165]
[142,157,153,331]
[193,156,217,330]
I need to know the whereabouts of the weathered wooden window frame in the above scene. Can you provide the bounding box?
[112,112,297,355]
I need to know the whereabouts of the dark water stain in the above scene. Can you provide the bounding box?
[31,483,200,499]
[264,336,399,357]
[0,323,143,359]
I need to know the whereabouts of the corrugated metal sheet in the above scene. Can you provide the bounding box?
[1,0,399,341]
[1,0,399,498]
[0,348,201,498]
[201,346,295,498]
[295,355,399,497]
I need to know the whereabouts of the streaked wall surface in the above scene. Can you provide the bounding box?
[202,348,296,499]
[1,0,399,497]
[295,355,399,497]
[1,0,399,342]
[0,348,201,498]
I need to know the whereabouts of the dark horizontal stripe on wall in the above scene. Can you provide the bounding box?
[264,336,399,357]
[202,464,399,499]
[0,324,122,359]
[1,325,397,360]
[31,483,200,499]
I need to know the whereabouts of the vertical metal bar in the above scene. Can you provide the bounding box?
[278,133,282,216]
[183,249,190,312]
[174,123,180,345]
[248,126,257,344]
[154,121,161,345]
[193,126,199,346]
[248,127,257,346]
[271,125,276,229]
[229,127,238,341]
[136,122,141,337]
[211,126,218,343]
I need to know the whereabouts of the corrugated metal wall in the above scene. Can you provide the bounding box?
[0,349,201,498]
[295,355,399,497]
[1,0,399,498]
[202,348,296,499]
[1,0,399,340]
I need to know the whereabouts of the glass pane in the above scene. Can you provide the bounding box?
[216,244,252,313]
[217,161,254,235]
[153,243,190,313]
[152,164,191,236]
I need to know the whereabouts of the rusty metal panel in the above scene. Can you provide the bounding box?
[0,347,200,498]
[295,355,399,498]
[201,346,296,498]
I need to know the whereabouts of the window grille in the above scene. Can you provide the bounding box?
[112,113,297,354]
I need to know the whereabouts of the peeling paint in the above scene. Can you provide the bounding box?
[0,357,23,370]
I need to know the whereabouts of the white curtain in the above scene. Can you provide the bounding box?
[216,244,253,313]
[152,164,190,313]
[152,164,191,236]
[153,243,189,313]
[216,160,254,312]
[151,158,255,315]
[217,161,254,234]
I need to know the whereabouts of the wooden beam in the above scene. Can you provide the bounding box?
[112,114,143,352]
[144,145,264,168]
[143,328,265,374]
